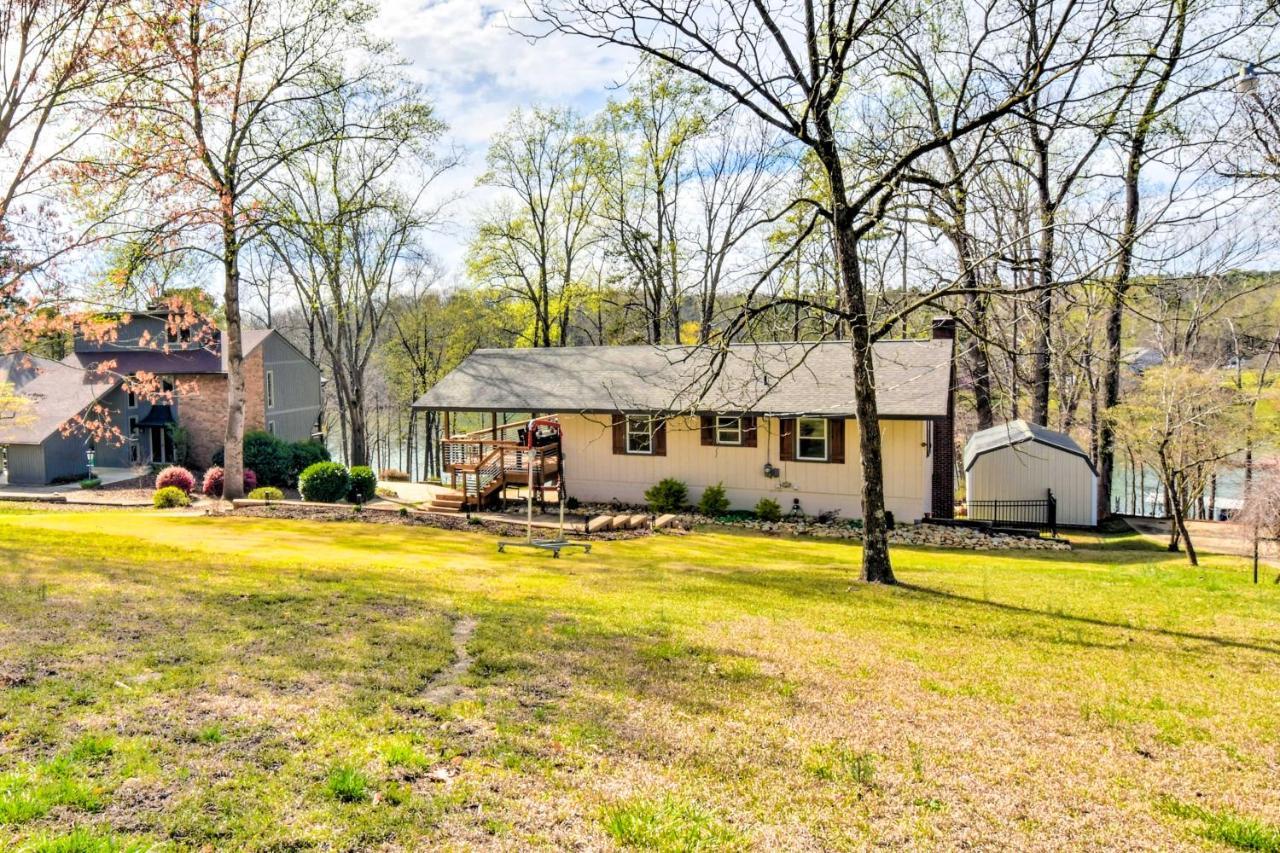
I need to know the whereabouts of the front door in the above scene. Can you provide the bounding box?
[149,428,173,464]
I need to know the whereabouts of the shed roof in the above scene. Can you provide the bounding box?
[963,419,1096,473]
[412,339,954,418]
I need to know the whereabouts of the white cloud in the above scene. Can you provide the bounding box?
[372,0,632,271]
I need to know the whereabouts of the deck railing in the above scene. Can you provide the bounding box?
[968,489,1057,536]
[440,417,561,507]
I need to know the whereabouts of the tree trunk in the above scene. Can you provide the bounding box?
[222,215,248,501]
[818,139,892,583]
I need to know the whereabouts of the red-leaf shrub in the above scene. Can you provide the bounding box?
[202,466,259,498]
[155,465,196,495]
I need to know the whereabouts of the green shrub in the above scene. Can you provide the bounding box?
[153,486,191,509]
[299,461,349,503]
[248,486,284,501]
[565,496,580,510]
[697,482,730,516]
[347,466,378,503]
[78,477,101,490]
[243,430,293,487]
[754,497,782,522]
[167,423,194,468]
[213,430,296,487]
[290,440,330,482]
[643,478,688,513]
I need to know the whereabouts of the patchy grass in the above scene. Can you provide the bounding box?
[0,507,1278,847]
[1159,796,1280,851]
[601,795,744,851]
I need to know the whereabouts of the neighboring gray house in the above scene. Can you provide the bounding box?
[1,314,323,485]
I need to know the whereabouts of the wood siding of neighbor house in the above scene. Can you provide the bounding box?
[966,444,1097,527]
[4,443,51,484]
[558,414,931,521]
[257,333,321,443]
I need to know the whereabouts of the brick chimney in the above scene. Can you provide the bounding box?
[930,315,956,518]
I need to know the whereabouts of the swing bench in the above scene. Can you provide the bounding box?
[496,417,591,558]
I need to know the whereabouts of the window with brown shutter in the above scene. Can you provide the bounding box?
[653,419,667,456]
[779,417,795,461]
[611,413,625,455]
[743,415,758,447]
[700,415,714,446]
[828,418,845,463]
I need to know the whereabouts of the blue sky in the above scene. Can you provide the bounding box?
[372,0,629,272]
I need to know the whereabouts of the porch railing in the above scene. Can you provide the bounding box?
[440,417,561,507]
[968,489,1057,536]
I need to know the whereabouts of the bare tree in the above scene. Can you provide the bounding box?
[528,0,1109,582]
[261,80,451,466]
[82,0,393,498]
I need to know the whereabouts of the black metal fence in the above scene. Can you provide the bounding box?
[968,489,1057,536]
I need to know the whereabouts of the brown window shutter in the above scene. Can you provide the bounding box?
[828,418,845,464]
[743,415,758,448]
[653,418,667,456]
[612,413,625,455]
[700,415,714,446]
[779,418,795,461]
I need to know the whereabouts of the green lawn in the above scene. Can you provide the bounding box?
[0,507,1278,850]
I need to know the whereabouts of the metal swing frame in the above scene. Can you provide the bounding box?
[496,417,591,558]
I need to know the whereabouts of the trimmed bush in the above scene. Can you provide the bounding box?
[202,466,259,498]
[289,440,330,483]
[299,461,350,503]
[247,486,284,501]
[347,466,378,504]
[243,430,292,487]
[78,477,101,490]
[153,486,191,509]
[644,478,688,513]
[379,468,410,482]
[213,430,299,487]
[155,465,196,495]
[754,498,782,522]
[697,482,730,516]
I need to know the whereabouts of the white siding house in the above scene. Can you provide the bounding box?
[413,320,960,521]
[963,420,1098,528]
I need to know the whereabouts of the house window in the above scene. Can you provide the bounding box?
[128,417,139,463]
[266,370,275,409]
[625,415,653,454]
[796,417,828,461]
[715,416,742,446]
[267,420,276,436]
[126,373,136,409]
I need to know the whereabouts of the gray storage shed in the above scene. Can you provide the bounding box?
[964,420,1098,528]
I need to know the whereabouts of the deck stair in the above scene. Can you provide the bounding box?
[440,417,564,511]
[424,490,466,514]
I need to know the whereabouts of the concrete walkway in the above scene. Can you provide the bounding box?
[0,467,147,503]
[0,468,140,494]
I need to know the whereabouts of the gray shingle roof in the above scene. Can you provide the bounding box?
[963,419,1096,473]
[412,339,954,418]
[0,357,119,445]
[62,329,275,376]
[0,353,61,391]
